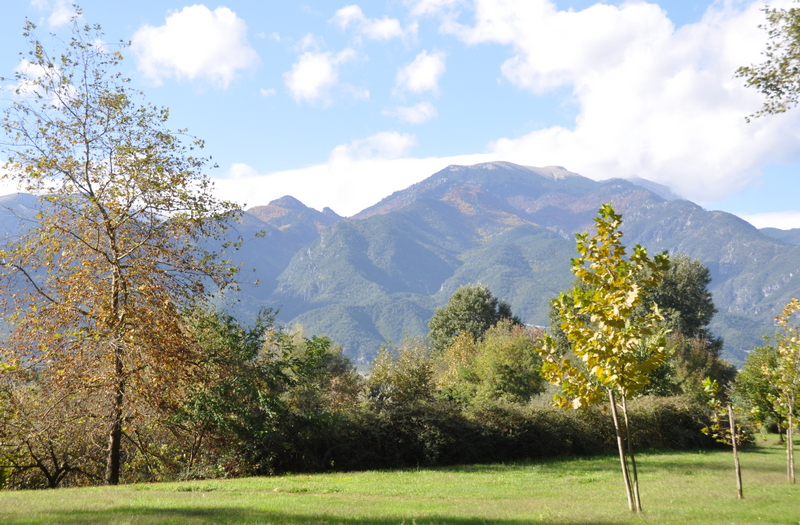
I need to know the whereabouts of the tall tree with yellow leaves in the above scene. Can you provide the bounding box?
[0,12,239,485]
[538,203,670,513]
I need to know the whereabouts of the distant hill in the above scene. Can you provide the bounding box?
[3,162,798,367]
[760,227,800,246]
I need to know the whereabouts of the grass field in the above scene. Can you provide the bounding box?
[1,435,798,525]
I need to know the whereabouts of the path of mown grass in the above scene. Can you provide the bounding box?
[1,435,798,525]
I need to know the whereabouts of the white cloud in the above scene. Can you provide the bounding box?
[430,0,800,204]
[404,0,465,18]
[0,167,24,196]
[331,132,418,161]
[284,48,358,105]
[738,211,800,230]
[214,150,491,216]
[131,5,259,89]
[331,5,413,41]
[382,102,438,123]
[259,88,276,97]
[395,50,447,94]
[7,59,77,107]
[31,0,74,28]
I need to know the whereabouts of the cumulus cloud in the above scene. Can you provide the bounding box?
[382,102,438,123]
[131,5,259,89]
[284,48,359,105]
[437,0,800,204]
[331,5,413,41]
[395,50,447,94]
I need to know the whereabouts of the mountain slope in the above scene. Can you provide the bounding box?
[258,162,798,365]
[2,163,795,366]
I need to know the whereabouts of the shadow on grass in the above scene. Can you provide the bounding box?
[24,507,624,525]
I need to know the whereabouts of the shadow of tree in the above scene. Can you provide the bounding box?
[22,507,624,525]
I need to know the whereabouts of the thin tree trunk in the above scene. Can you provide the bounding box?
[620,395,642,512]
[608,389,634,512]
[786,410,795,483]
[105,342,124,486]
[727,404,743,499]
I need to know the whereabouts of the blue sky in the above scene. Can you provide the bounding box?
[2,0,800,228]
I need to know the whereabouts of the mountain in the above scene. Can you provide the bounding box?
[235,161,796,366]
[2,162,796,366]
[760,227,800,245]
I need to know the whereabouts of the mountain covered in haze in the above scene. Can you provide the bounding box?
[2,162,799,366]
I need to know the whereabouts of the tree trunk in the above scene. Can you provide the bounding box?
[104,343,124,486]
[727,404,743,499]
[789,410,795,483]
[608,389,634,512]
[620,395,642,512]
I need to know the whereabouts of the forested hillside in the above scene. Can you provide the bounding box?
[2,162,798,364]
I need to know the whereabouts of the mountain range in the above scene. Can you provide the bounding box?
[3,162,799,366]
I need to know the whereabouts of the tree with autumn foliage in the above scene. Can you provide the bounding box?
[0,13,239,485]
[538,203,670,513]
[770,299,800,483]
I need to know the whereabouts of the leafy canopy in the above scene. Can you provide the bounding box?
[737,6,800,119]
[539,203,671,408]
[428,283,521,353]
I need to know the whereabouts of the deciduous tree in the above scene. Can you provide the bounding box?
[538,203,670,513]
[770,298,800,482]
[737,5,800,119]
[429,284,521,353]
[0,13,239,485]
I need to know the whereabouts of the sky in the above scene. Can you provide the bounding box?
[1,0,800,228]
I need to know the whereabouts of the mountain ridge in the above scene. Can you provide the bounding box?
[0,162,794,366]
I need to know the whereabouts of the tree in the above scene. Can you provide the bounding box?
[646,254,717,341]
[770,299,800,483]
[734,343,784,437]
[428,284,521,353]
[538,203,670,513]
[702,378,747,499]
[365,337,436,408]
[736,5,800,119]
[549,254,734,399]
[0,14,239,485]
[435,320,545,404]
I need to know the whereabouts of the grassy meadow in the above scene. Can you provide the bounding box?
[1,435,797,525]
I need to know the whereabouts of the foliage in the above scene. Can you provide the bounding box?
[702,379,751,447]
[549,254,733,399]
[539,203,670,407]
[428,284,521,353]
[736,5,800,119]
[734,343,784,433]
[365,337,435,408]
[0,14,239,485]
[647,254,718,341]
[701,378,748,499]
[435,320,546,404]
[171,309,361,478]
[769,298,800,482]
[538,202,670,512]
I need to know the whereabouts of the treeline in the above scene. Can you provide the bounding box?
[0,306,722,489]
[0,258,738,490]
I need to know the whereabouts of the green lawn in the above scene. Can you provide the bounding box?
[1,435,798,525]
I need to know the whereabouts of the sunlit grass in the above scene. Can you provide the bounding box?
[1,435,798,524]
